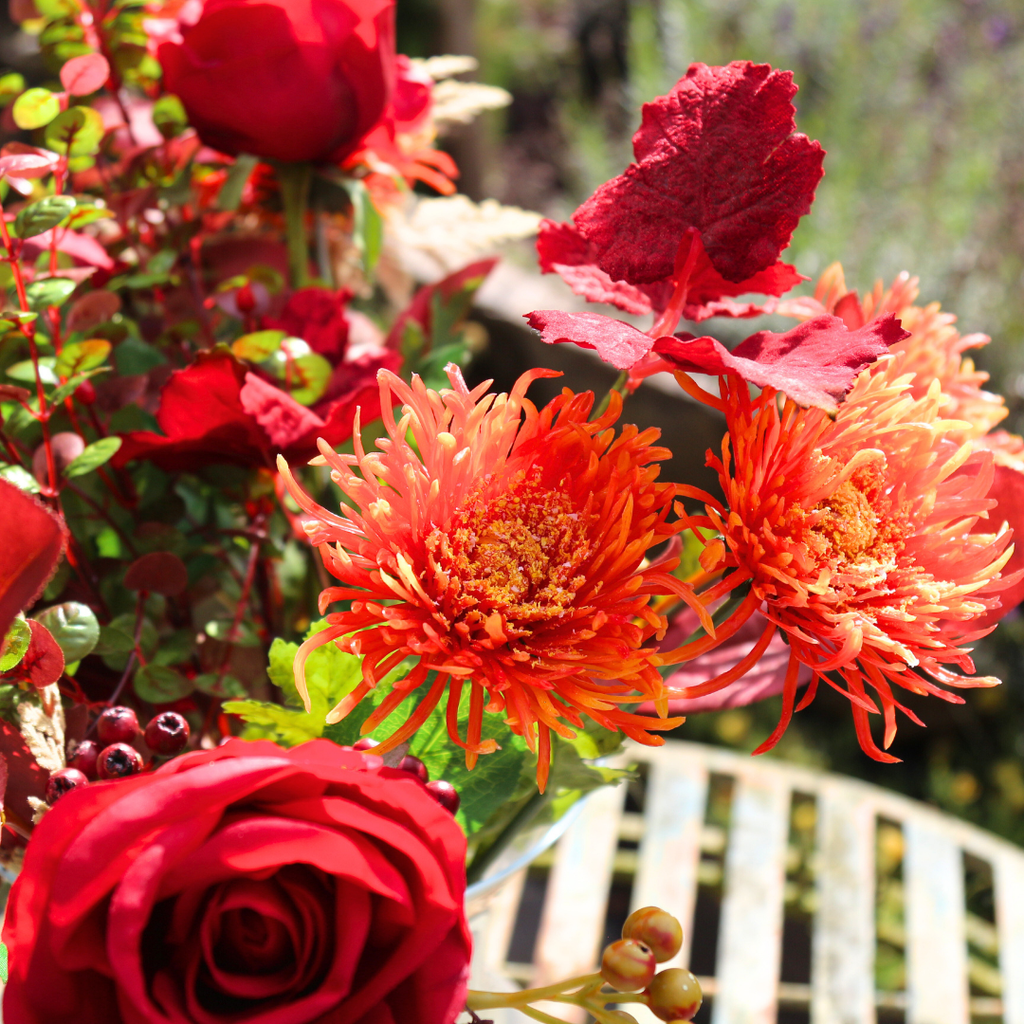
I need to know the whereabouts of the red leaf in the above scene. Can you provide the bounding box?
[239,372,325,450]
[537,219,804,321]
[654,313,909,411]
[60,52,111,97]
[22,227,115,270]
[0,480,67,640]
[525,310,656,370]
[124,551,189,597]
[574,62,824,285]
[20,620,64,689]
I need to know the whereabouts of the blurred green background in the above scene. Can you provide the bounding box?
[396,0,1024,846]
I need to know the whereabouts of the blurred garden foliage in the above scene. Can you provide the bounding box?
[398,0,1024,845]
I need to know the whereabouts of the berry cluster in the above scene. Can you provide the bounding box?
[46,707,191,805]
[600,907,702,1023]
[351,738,461,815]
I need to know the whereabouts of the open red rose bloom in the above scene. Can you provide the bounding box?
[3,741,470,1024]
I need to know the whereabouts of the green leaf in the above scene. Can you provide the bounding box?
[194,672,246,698]
[343,178,383,275]
[92,623,135,656]
[48,367,108,405]
[0,73,26,107]
[0,617,31,672]
[13,195,76,239]
[0,940,8,984]
[203,619,261,647]
[223,698,325,745]
[231,329,285,362]
[64,436,121,478]
[25,277,76,311]
[43,105,106,158]
[55,338,110,377]
[266,622,366,718]
[32,601,99,662]
[215,152,258,211]
[114,336,167,375]
[64,204,113,229]
[0,464,39,493]
[152,94,188,138]
[133,663,194,703]
[12,88,60,130]
[264,340,332,405]
[7,358,57,385]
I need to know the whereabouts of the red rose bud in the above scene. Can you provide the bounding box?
[45,767,89,804]
[158,0,396,164]
[74,379,96,405]
[96,706,140,746]
[68,739,100,780]
[97,743,143,779]
[601,938,656,992]
[622,906,683,963]
[646,968,703,1022]
[397,755,428,784]
[426,779,460,815]
[235,282,257,314]
[144,711,190,756]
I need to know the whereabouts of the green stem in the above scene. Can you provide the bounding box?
[276,161,313,290]
[593,369,629,420]
[465,786,549,884]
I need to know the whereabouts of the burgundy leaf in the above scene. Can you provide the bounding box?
[66,290,122,333]
[239,372,324,450]
[654,313,909,411]
[525,310,656,370]
[20,620,65,689]
[574,62,824,285]
[0,480,67,640]
[124,551,189,597]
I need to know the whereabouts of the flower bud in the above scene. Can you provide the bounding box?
[600,938,656,992]
[622,906,683,962]
[646,968,703,1022]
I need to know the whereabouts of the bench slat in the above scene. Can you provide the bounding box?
[904,820,969,1024]
[712,772,790,1024]
[996,851,1024,1024]
[811,783,876,1024]
[631,752,709,969]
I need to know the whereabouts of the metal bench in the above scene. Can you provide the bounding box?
[469,739,1024,1024]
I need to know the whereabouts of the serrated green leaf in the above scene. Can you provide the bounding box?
[13,194,76,239]
[7,357,57,385]
[55,338,110,377]
[12,87,59,130]
[133,663,194,703]
[0,617,31,672]
[32,601,99,662]
[223,698,324,745]
[64,436,120,478]
[194,672,246,698]
[43,105,105,158]
[0,464,39,493]
[232,329,285,362]
[25,277,76,311]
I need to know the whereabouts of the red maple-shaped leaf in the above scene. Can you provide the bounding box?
[574,62,824,286]
[537,219,804,322]
[527,310,907,410]
[654,314,909,411]
[0,480,67,640]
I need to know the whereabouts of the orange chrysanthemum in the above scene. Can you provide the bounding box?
[674,352,1017,762]
[279,366,701,788]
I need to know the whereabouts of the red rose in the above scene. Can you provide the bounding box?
[3,739,471,1024]
[264,287,351,360]
[159,0,396,164]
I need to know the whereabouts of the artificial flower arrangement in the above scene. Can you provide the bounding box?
[0,1,1022,1021]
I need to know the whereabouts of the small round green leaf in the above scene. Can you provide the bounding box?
[0,617,32,672]
[55,338,111,378]
[64,436,122,478]
[32,601,99,662]
[133,663,194,703]
[12,88,60,130]
[43,105,105,158]
[231,330,285,362]
[26,277,76,311]
[14,195,77,239]
[152,94,188,138]
[193,672,247,698]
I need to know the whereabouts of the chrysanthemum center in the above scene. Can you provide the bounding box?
[427,474,592,628]
[811,469,905,565]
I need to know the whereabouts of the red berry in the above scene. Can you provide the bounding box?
[601,938,657,992]
[68,739,101,780]
[97,706,140,746]
[622,906,683,963]
[144,711,190,755]
[97,743,143,779]
[397,755,429,783]
[74,379,96,405]
[352,737,378,750]
[646,968,703,1022]
[46,767,89,803]
[426,780,460,815]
